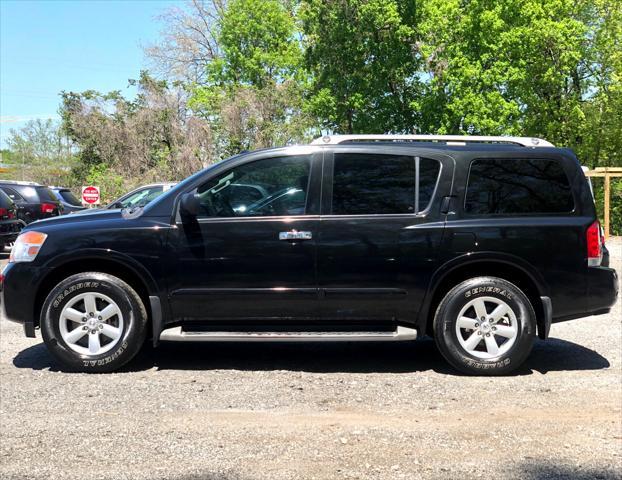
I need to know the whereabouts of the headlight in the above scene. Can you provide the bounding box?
[9,231,48,263]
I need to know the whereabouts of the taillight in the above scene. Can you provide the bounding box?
[0,207,7,218]
[40,202,56,214]
[586,220,603,267]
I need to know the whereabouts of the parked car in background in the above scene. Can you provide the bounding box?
[0,181,62,224]
[106,183,176,209]
[72,183,177,214]
[0,189,24,250]
[1,135,618,374]
[49,187,86,214]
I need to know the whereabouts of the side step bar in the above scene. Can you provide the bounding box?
[159,326,417,342]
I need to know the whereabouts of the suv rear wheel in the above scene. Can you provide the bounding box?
[433,276,536,375]
[40,272,147,372]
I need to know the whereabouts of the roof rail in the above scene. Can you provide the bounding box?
[0,180,40,186]
[311,134,555,147]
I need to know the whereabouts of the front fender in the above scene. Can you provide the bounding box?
[40,248,161,295]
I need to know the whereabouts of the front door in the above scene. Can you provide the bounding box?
[168,151,322,325]
[317,147,453,324]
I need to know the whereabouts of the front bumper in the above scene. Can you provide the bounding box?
[1,262,50,338]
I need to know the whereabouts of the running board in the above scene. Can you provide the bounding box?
[159,326,418,342]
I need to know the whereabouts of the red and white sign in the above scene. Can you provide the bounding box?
[81,186,101,205]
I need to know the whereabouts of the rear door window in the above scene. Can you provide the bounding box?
[36,187,57,202]
[465,158,574,215]
[59,190,83,206]
[0,189,13,208]
[0,187,25,203]
[331,153,440,215]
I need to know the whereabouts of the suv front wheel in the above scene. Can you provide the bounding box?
[433,277,536,375]
[40,272,147,372]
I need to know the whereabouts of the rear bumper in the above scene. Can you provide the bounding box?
[0,220,24,244]
[552,267,619,323]
[587,266,618,313]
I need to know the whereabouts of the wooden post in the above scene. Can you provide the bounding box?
[584,168,622,239]
[604,172,610,240]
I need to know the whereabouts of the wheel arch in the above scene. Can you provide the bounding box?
[418,255,548,338]
[34,252,160,331]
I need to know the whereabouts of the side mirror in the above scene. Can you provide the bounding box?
[179,192,200,217]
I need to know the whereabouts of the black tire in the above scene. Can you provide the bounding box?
[433,276,536,375]
[40,272,147,373]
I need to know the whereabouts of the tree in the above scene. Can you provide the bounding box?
[2,119,75,185]
[60,72,214,197]
[301,0,419,134]
[189,0,311,157]
[144,0,226,83]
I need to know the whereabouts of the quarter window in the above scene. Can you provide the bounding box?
[465,158,574,214]
[196,155,311,217]
[331,153,440,215]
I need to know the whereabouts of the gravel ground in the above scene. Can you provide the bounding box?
[1,240,621,480]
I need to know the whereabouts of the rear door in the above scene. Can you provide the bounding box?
[317,146,454,324]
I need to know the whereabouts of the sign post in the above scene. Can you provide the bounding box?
[81,186,101,207]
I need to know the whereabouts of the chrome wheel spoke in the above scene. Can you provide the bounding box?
[100,324,121,341]
[65,325,87,344]
[63,307,85,323]
[83,294,97,316]
[88,332,101,354]
[494,324,516,338]
[484,334,500,356]
[457,316,478,330]
[472,299,488,320]
[99,304,120,322]
[490,303,509,323]
[464,331,482,350]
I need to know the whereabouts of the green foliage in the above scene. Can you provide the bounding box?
[0,119,76,185]
[189,0,311,158]
[60,71,212,189]
[213,0,302,87]
[82,163,126,204]
[301,0,419,133]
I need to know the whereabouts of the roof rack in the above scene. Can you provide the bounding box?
[0,180,40,186]
[311,135,555,147]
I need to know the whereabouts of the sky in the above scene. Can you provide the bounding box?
[0,0,177,148]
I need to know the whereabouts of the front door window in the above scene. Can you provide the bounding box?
[196,155,312,218]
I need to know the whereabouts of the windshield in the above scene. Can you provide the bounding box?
[113,186,165,209]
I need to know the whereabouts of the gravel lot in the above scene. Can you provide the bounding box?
[1,240,621,480]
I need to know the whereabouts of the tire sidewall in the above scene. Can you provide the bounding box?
[41,273,146,372]
[435,277,535,375]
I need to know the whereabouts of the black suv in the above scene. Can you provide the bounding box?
[0,189,24,250]
[0,182,62,223]
[1,135,618,374]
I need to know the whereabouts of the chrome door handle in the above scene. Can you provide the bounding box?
[279,230,312,241]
